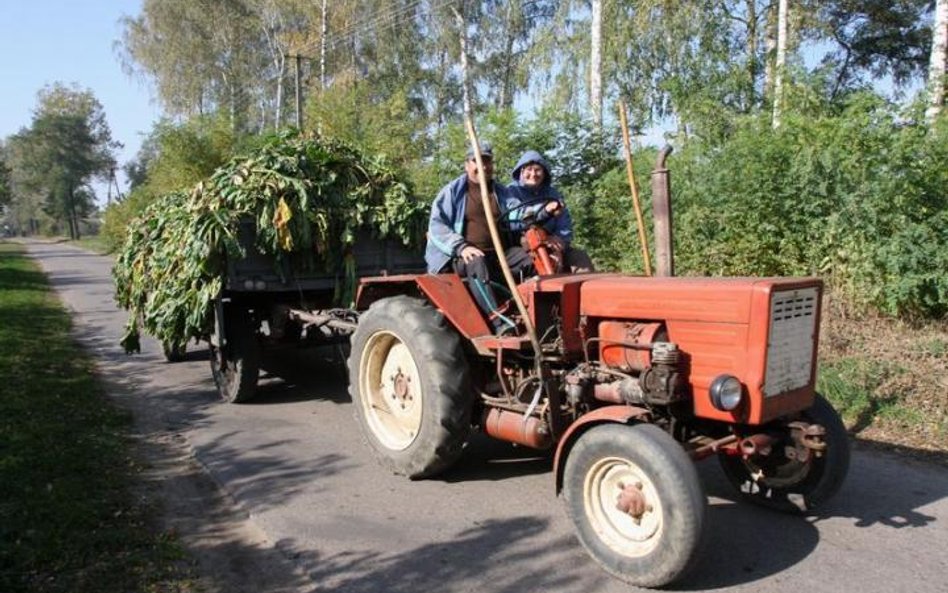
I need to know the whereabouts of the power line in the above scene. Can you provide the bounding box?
[322,0,457,54]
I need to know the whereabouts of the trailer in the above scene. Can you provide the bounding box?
[201,219,425,402]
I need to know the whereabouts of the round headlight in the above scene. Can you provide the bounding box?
[710,375,743,411]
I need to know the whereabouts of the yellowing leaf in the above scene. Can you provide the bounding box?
[273,197,294,250]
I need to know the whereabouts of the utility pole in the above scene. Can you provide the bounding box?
[295,53,303,129]
[285,53,315,129]
[106,166,122,206]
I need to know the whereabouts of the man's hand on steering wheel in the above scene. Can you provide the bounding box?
[499,199,565,229]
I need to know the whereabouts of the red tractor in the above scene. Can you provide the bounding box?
[346,148,850,587]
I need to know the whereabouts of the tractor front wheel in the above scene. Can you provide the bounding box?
[349,296,472,479]
[563,423,705,588]
[718,394,850,513]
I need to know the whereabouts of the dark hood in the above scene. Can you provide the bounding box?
[511,150,552,188]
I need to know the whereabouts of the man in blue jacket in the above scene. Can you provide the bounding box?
[508,150,594,273]
[425,142,534,333]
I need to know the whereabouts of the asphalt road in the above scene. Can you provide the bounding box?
[24,240,948,593]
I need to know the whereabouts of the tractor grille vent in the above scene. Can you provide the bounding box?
[764,287,818,397]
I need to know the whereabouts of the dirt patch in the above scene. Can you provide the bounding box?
[822,300,948,458]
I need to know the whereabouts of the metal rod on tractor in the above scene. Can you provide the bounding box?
[619,101,652,276]
[464,117,556,427]
[463,117,541,357]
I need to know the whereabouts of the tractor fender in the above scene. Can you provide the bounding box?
[357,273,491,339]
[553,405,652,495]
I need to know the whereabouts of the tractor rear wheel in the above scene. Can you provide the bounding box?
[718,394,850,513]
[563,423,705,588]
[349,296,472,479]
[209,310,260,404]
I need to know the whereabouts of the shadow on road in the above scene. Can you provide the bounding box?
[442,433,554,483]
[194,430,355,508]
[673,440,947,590]
[278,516,597,593]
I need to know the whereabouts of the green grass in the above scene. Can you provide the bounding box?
[0,241,195,593]
[925,338,946,358]
[817,357,910,434]
[69,235,111,255]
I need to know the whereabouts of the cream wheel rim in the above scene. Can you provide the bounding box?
[583,456,664,558]
[359,331,422,451]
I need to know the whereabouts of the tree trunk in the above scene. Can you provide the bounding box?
[453,4,473,120]
[436,49,448,128]
[498,0,517,109]
[772,0,788,129]
[926,0,948,124]
[746,0,758,110]
[763,1,777,103]
[321,0,328,90]
[68,186,78,240]
[590,0,603,130]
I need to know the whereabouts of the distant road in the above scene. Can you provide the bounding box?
[25,240,948,593]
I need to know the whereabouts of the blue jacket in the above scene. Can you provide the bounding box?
[424,175,520,274]
[508,150,574,245]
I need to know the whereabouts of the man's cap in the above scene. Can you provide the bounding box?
[466,141,493,161]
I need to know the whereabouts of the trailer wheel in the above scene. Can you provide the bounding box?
[162,341,187,363]
[718,394,850,513]
[209,311,260,404]
[349,296,472,479]
[563,423,705,588]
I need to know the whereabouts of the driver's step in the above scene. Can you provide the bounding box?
[471,334,532,355]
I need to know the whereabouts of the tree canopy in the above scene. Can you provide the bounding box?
[7,84,118,238]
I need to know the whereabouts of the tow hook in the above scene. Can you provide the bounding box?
[790,421,827,458]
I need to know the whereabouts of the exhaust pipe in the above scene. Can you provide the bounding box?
[650,146,675,277]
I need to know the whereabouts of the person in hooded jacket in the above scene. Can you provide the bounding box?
[425,142,534,334]
[508,150,594,273]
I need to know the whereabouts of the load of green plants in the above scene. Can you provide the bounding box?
[113,132,427,353]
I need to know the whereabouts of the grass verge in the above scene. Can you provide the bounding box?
[0,241,196,593]
[69,235,111,255]
[819,306,948,457]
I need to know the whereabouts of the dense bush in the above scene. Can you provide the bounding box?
[665,95,948,318]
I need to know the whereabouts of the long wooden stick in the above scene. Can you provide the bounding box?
[463,118,541,359]
[618,101,652,276]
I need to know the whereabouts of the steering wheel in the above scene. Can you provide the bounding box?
[496,198,555,231]
[495,199,564,275]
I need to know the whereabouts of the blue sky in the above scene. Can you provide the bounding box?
[0,0,159,202]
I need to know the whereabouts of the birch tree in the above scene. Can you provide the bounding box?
[927,0,947,123]
[772,0,788,128]
[590,0,603,129]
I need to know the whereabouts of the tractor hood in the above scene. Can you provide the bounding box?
[577,276,814,323]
